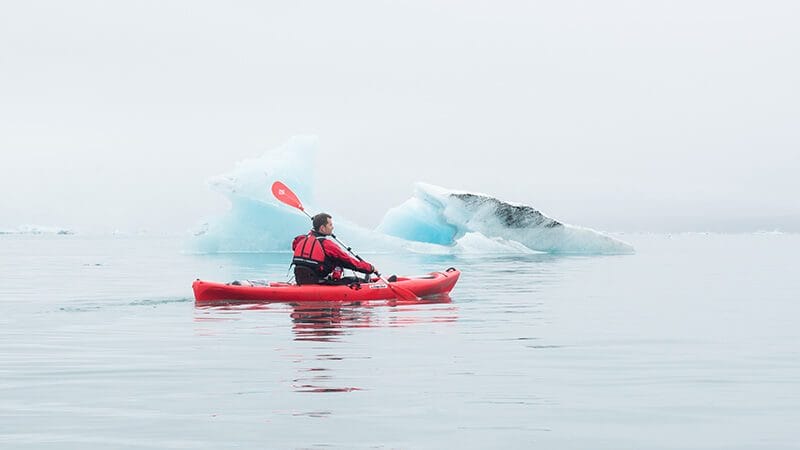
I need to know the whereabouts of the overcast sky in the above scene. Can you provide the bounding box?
[2,1,798,233]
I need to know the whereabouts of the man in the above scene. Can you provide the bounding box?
[292,213,377,285]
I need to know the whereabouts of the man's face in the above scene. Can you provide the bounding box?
[319,218,334,235]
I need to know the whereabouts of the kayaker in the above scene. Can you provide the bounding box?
[292,213,377,285]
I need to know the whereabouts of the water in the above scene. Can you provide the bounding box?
[1,233,798,449]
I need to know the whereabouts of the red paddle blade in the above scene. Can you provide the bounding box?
[379,276,419,302]
[271,181,304,211]
[390,284,420,302]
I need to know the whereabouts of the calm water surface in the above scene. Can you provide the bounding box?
[1,233,798,449]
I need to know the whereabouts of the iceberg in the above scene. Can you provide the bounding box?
[192,136,320,253]
[378,183,634,254]
[191,136,633,255]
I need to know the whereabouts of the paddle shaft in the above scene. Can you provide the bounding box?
[323,226,418,302]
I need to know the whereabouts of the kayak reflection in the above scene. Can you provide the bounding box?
[289,294,456,342]
[289,296,457,393]
[195,294,457,342]
[195,295,458,394]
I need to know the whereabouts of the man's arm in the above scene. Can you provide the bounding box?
[321,239,374,274]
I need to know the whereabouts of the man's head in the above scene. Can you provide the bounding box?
[312,213,334,235]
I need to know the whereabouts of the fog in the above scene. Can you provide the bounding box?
[2,1,798,233]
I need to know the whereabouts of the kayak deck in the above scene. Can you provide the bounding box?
[193,268,460,306]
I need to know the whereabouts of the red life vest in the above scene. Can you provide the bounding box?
[292,233,328,274]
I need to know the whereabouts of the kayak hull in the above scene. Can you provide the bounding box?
[193,268,460,306]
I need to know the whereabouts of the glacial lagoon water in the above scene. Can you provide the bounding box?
[1,232,798,449]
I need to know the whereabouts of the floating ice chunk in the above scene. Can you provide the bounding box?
[378,183,634,254]
[0,225,75,235]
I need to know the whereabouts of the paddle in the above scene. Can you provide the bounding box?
[271,181,420,302]
[272,181,311,218]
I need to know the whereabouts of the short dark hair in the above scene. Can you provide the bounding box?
[312,213,332,231]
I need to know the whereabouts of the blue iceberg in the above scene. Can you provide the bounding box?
[378,183,634,254]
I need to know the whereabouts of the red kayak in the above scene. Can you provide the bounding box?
[193,267,460,306]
